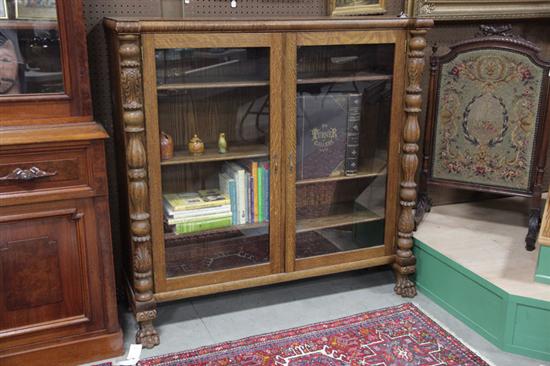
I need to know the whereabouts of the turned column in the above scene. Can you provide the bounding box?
[394,28,428,298]
[118,34,160,348]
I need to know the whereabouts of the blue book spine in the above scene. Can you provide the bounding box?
[264,163,270,222]
[248,173,254,223]
[228,179,237,225]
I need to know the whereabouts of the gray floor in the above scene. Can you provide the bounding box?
[87,268,549,366]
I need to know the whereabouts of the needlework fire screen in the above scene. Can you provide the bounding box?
[431,49,545,192]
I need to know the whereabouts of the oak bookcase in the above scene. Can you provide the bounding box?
[105,16,433,347]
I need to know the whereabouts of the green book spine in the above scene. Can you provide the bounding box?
[258,165,263,223]
[175,217,232,234]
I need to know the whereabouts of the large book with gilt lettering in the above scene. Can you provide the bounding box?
[296,93,362,180]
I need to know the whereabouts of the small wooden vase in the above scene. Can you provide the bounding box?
[188,134,205,155]
[160,131,174,160]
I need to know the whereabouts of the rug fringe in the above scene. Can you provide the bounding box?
[412,302,497,366]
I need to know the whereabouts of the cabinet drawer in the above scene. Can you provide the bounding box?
[0,142,106,202]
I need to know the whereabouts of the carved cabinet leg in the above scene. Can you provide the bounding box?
[118,33,160,348]
[526,208,541,251]
[136,311,160,348]
[393,28,428,298]
[414,192,432,229]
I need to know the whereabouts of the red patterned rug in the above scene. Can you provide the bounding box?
[106,303,491,366]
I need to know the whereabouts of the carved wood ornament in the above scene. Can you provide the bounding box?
[118,34,159,348]
[393,29,427,298]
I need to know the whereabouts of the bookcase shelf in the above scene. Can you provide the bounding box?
[161,144,269,166]
[0,20,58,30]
[157,80,269,91]
[297,73,392,85]
[296,160,387,185]
[297,208,383,234]
[164,221,268,241]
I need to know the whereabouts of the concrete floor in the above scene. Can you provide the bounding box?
[86,268,549,366]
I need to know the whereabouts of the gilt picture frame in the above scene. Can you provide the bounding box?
[328,0,386,16]
[0,0,8,19]
[16,0,58,20]
[406,0,550,20]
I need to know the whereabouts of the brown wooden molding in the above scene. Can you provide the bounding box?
[393,28,428,298]
[117,33,159,349]
[104,17,433,34]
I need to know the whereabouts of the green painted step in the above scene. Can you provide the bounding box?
[414,238,550,362]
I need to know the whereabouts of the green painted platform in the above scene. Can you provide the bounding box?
[415,238,550,362]
[536,246,550,285]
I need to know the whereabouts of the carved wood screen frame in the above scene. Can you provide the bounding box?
[406,0,550,20]
[416,28,550,251]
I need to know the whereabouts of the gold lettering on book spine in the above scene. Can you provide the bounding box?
[118,34,159,348]
[394,29,428,298]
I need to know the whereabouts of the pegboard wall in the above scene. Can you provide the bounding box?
[183,0,326,17]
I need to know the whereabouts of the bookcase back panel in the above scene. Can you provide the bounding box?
[155,45,274,279]
[293,43,394,262]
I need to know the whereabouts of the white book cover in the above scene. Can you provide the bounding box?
[164,204,231,218]
[225,162,247,225]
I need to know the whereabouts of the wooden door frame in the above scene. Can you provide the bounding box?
[283,29,406,272]
[142,32,285,293]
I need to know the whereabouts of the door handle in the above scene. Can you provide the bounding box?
[0,166,57,182]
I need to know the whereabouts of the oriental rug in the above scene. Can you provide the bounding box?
[104,303,491,366]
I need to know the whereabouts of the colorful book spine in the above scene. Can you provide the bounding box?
[225,162,247,225]
[218,172,238,225]
[258,164,264,223]
[247,172,253,224]
[252,161,259,224]
[263,161,270,221]
[174,216,232,234]
[345,94,361,176]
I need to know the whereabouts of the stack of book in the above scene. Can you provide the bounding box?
[220,159,270,225]
[163,190,232,234]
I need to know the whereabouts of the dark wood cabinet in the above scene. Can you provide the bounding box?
[0,1,123,365]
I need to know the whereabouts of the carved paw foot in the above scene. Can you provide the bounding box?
[525,209,541,252]
[136,320,160,348]
[394,275,417,298]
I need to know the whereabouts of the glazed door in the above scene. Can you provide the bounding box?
[142,33,284,292]
[284,31,406,272]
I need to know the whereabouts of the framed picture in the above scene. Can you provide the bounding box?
[0,0,8,19]
[328,0,386,16]
[406,0,550,20]
[16,0,58,20]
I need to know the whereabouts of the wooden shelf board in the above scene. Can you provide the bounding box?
[161,144,268,166]
[297,209,383,234]
[0,19,58,30]
[297,74,392,85]
[157,80,269,91]
[296,169,386,185]
[164,221,268,241]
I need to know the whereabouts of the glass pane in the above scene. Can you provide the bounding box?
[0,0,63,95]
[157,47,271,278]
[295,44,394,259]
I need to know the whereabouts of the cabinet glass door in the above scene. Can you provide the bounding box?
[144,34,282,289]
[288,33,401,271]
[0,0,64,95]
